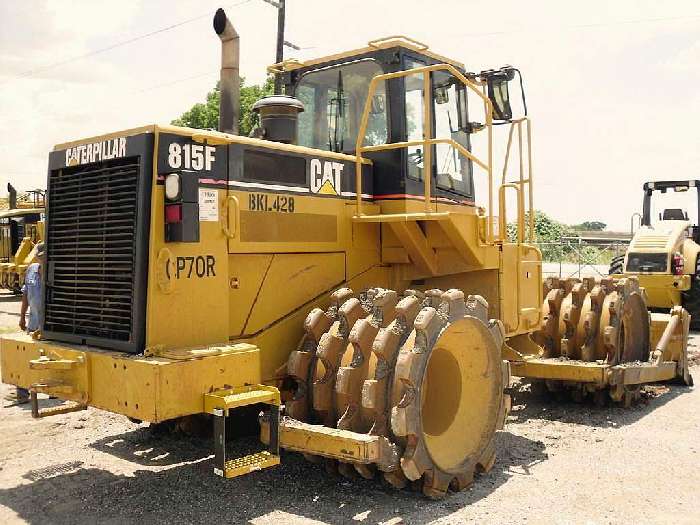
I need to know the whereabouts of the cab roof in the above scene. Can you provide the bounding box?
[267,35,465,74]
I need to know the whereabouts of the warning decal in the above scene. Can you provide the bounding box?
[199,189,219,222]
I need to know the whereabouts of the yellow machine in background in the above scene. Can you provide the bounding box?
[0,187,45,294]
[610,180,700,325]
[0,9,692,499]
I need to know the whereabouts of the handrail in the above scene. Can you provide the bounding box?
[361,138,489,171]
[499,118,534,242]
[354,63,495,240]
[499,183,523,244]
[367,35,429,51]
[354,63,535,246]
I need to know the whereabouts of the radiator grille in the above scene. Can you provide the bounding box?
[45,157,139,342]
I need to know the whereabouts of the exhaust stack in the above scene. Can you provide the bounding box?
[7,183,17,210]
[213,8,240,134]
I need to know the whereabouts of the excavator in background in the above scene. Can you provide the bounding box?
[0,8,692,499]
[0,184,45,294]
[610,180,700,328]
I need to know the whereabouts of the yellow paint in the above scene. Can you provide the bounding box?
[204,385,280,415]
[266,35,465,74]
[243,253,346,335]
[624,273,689,308]
[621,217,700,309]
[1,333,261,423]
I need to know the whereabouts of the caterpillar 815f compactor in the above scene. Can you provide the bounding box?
[0,8,692,499]
[609,180,700,326]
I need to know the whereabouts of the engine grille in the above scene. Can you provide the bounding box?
[45,157,139,342]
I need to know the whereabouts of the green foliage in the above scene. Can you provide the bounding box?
[507,210,618,264]
[571,220,607,231]
[240,77,275,136]
[171,77,274,136]
[507,210,569,242]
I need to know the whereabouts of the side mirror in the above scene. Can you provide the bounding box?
[487,73,513,121]
[479,67,516,121]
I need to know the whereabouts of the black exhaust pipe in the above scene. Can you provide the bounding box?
[213,8,240,134]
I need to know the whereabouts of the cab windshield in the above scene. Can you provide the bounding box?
[294,59,388,154]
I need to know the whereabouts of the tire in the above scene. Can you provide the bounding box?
[608,254,624,275]
[682,258,700,330]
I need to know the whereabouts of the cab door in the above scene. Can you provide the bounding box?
[500,243,542,335]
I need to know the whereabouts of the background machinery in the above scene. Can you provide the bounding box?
[0,184,45,294]
[0,8,692,499]
[610,180,700,326]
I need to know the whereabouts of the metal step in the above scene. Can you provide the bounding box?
[205,385,281,479]
[29,391,86,419]
[217,451,280,478]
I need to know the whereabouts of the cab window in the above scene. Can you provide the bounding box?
[295,59,388,154]
[404,60,473,198]
[433,70,473,197]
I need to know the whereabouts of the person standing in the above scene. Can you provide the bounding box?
[5,242,45,405]
[19,241,45,334]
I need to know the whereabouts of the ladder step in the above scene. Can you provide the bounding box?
[30,392,87,419]
[204,385,280,414]
[216,451,280,478]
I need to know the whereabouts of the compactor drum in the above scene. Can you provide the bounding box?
[531,277,651,403]
[0,7,691,499]
[285,288,508,498]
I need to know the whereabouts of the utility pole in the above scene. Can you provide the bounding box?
[275,0,285,94]
[262,0,286,94]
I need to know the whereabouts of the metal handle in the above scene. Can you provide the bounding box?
[498,183,523,243]
[222,195,239,239]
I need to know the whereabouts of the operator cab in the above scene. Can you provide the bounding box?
[272,37,522,207]
[642,180,700,241]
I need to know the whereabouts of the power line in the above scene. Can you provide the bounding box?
[0,0,253,86]
[455,12,700,38]
[134,71,218,94]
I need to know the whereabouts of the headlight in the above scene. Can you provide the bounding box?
[165,173,181,201]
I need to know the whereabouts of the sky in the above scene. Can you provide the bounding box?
[1,0,699,231]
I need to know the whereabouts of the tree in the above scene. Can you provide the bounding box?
[571,220,607,231]
[171,77,274,136]
[507,209,569,243]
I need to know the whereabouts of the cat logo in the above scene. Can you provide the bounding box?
[309,158,343,195]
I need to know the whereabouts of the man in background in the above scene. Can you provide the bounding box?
[4,242,45,405]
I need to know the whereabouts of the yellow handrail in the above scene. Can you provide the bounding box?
[354,63,534,246]
[499,183,523,244]
[367,35,429,51]
[499,118,534,242]
[354,63,495,239]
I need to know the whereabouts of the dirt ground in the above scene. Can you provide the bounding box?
[0,292,698,525]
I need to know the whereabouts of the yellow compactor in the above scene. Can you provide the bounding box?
[610,180,700,326]
[0,186,44,293]
[0,9,692,499]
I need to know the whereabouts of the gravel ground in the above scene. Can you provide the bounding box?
[0,292,698,525]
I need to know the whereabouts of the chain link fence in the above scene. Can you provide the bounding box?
[534,238,629,279]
